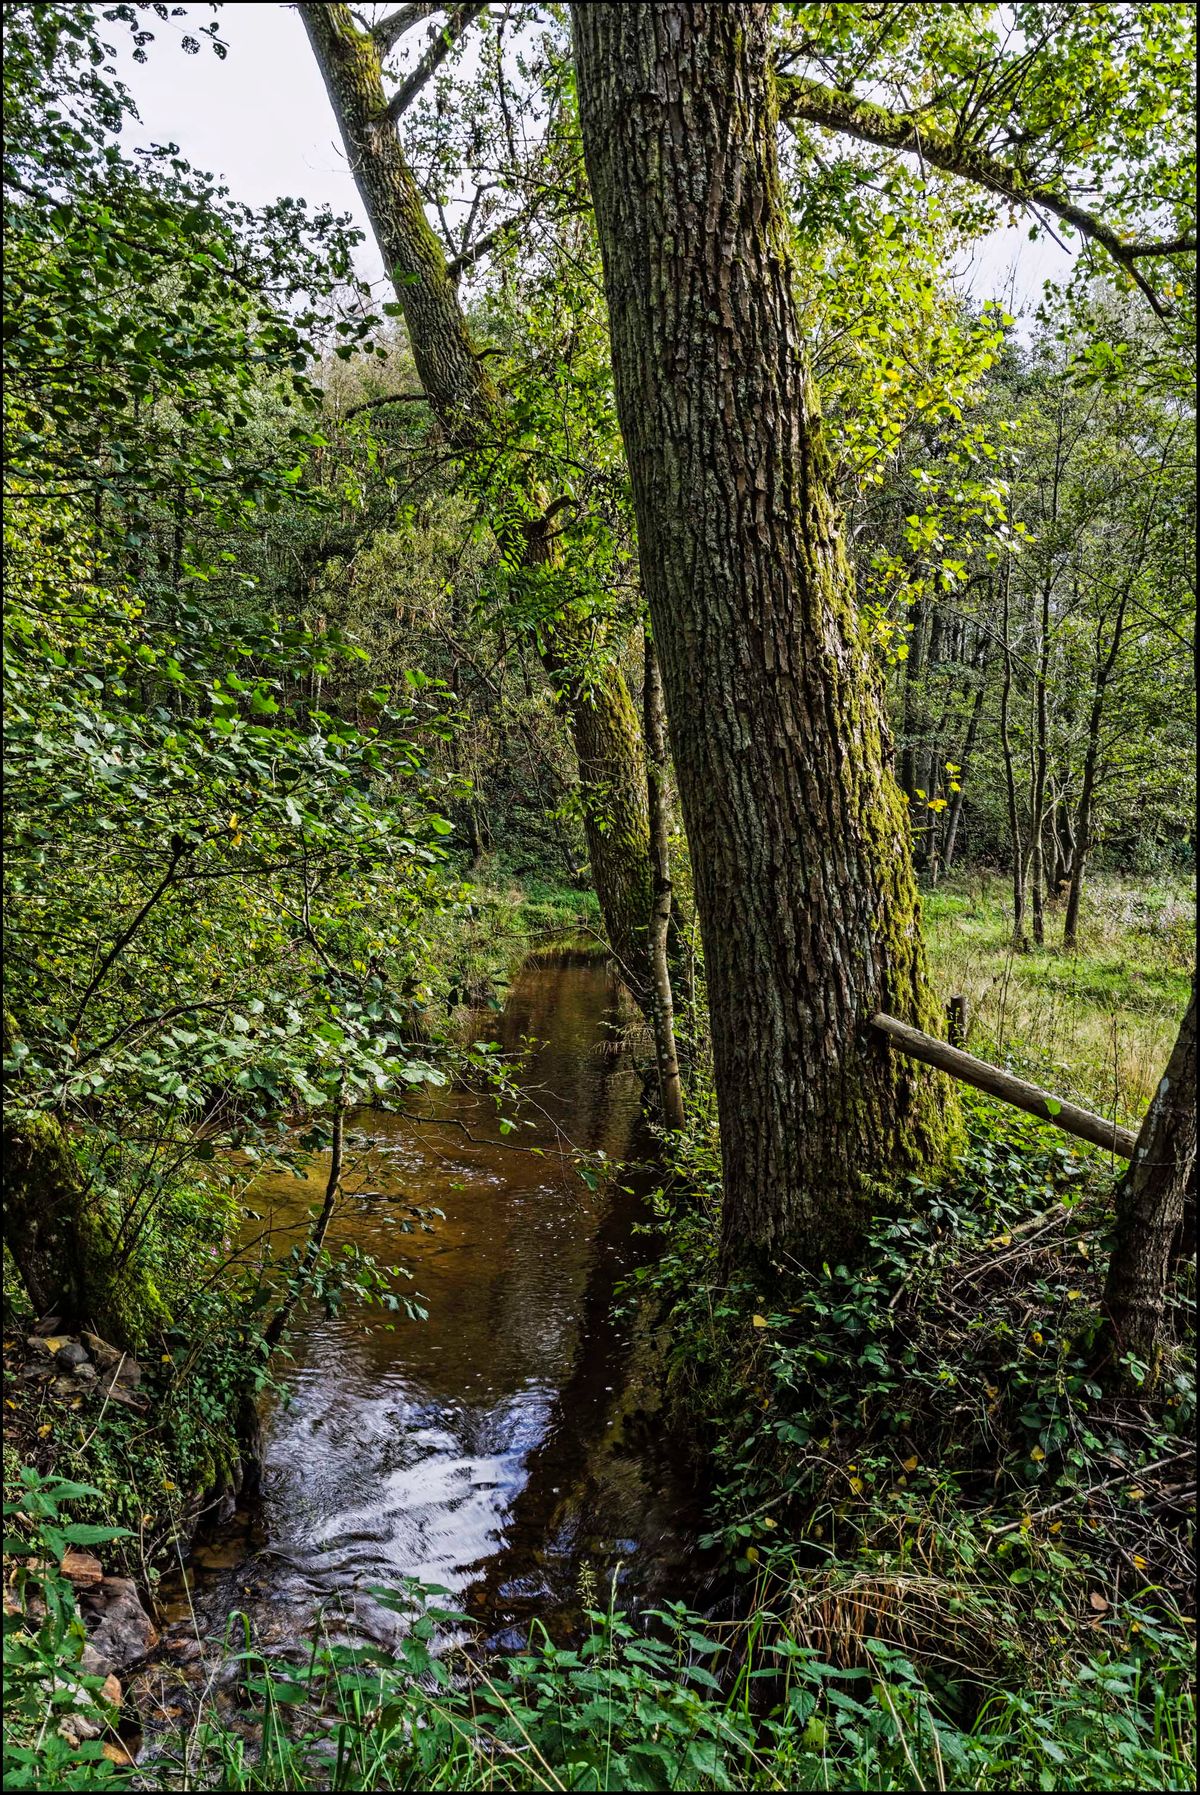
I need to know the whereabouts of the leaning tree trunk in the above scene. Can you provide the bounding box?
[1101,983,1196,1389]
[573,2,957,1269]
[300,3,653,1004]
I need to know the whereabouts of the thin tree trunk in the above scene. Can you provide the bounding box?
[264,1095,346,1353]
[1065,589,1130,950]
[1029,574,1052,947]
[574,2,956,1269]
[300,4,654,1004]
[1101,984,1196,1390]
[643,633,686,1132]
[999,564,1027,949]
[942,640,990,874]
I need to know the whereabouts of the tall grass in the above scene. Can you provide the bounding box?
[923,872,1194,1123]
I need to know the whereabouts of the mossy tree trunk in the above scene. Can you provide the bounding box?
[1101,983,1196,1389]
[2,1110,89,1325]
[573,2,957,1269]
[300,3,653,1003]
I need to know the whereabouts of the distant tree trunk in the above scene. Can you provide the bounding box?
[999,565,1027,949]
[643,634,686,1132]
[1029,573,1052,947]
[1065,588,1129,951]
[574,1,956,1269]
[1101,984,1196,1389]
[300,3,654,1004]
[942,639,990,874]
[898,595,928,805]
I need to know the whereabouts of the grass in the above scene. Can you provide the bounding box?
[922,871,1194,1124]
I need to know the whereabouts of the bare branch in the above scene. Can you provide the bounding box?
[381,3,485,125]
[371,3,442,57]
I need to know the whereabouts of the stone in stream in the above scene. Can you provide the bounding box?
[80,1576,160,1671]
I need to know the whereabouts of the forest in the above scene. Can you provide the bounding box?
[1,3,1195,1789]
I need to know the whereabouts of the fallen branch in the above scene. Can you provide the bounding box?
[870,1013,1138,1157]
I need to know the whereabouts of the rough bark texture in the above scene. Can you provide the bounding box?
[300,3,653,1002]
[1102,984,1196,1388]
[643,634,686,1132]
[573,2,957,1267]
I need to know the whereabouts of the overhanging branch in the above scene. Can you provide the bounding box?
[776,73,1195,292]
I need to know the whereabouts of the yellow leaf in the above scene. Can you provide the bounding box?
[992,1234,1012,1249]
[1126,1487,1145,1502]
[228,814,240,829]
[751,1314,768,1329]
[984,1384,999,1399]
[1049,1521,1062,1534]
[762,1516,777,1530]
[1030,1445,1045,1462]
[1030,1331,1043,1345]
[902,1454,919,1472]
[38,1423,52,1437]
[1132,1554,1147,1569]
[1066,1290,1084,1301]
[848,1477,864,1495]
[745,1546,759,1564]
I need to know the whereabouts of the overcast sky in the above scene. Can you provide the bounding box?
[111,2,1077,320]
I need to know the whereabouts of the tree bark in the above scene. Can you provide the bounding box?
[1101,984,1196,1388]
[573,2,956,1269]
[643,633,686,1133]
[300,3,654,1003]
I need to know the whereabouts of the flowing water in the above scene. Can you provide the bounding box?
[159,952,710,1666]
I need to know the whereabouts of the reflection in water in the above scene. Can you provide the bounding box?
[171,955,708,1655]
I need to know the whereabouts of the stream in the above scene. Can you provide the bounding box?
[154,950,711,1672]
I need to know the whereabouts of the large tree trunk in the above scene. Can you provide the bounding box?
[300,4,653,1002]
[573,2,956,1269]
[1101,984,1196,1389]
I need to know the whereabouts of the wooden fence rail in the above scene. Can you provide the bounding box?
[870,1010,1138,1159]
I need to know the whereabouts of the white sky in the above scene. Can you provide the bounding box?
[110,2,1077,320]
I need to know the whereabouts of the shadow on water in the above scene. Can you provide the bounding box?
[158,952,715,1664]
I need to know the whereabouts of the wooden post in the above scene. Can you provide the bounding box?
[871,1013,1137,1158]
[947,994,968,1048]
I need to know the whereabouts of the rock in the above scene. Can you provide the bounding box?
[165,1636,204,1665]
[101,1673,122,1709]
[61,1549,103,1589]
[81,1576,159,1670]
[26,1334,69,1356]
[58,1712,101,1746]
[81,1641,112,1677]
[101,1741,135,1768]
[100,1380,146,1411]
[55,1341,90,1370]
[81,1332,122,1373]
[74,1362,98,1381]
[112,1354,142,1387]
